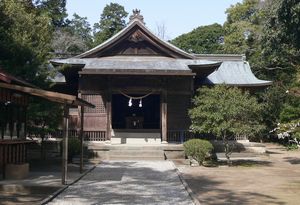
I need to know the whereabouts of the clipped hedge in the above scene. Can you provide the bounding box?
[183,139,213,165]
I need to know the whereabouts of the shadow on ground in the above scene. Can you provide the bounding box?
[206,159,273,168]
[0,159,86,205]
[283,157,300,164]
[228,160,272,167]
[0,186,59,205]
[184,175,286,205]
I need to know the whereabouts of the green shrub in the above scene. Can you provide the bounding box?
[183,139,213,165]
[68,138,81,159]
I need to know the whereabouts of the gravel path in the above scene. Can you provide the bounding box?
[48,161,194,205]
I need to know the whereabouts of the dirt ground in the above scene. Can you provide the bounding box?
[176,143,300,205]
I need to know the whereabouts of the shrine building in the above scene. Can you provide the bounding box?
[50,10,271,144]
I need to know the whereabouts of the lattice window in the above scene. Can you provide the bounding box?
[82,95,106,113]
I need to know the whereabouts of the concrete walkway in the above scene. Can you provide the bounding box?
[48,161,194,205]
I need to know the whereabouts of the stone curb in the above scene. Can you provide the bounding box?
[170,161,201,205]
[39,165,97,205]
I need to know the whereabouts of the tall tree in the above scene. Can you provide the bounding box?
[260,0,300,83]
[171,23,224,54]
[93,3,128,46]
[0,0,63,147]
[223,0,262,59]
[66,13,93,49]
[258,0,300,132]
[36,0,68,27]
[51,28,88,57]
[0,0,52,83]
[52,13,93,57]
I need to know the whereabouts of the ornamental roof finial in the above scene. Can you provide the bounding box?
[129,9,145,24]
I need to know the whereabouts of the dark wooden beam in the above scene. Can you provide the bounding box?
[0,82,94,108]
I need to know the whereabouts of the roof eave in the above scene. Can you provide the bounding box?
[79,69,195,76]
[189,62,222,78]
[207,81,273,87]
[50,60,85,67]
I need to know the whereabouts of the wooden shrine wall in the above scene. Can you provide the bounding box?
[79,75,193,132]
[81,94,107,131]
[167,94,191,130]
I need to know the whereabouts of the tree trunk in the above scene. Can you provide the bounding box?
[223,135,232,166]
[41,136,46,160]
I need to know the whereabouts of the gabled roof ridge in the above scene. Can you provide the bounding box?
[194,54,246,61]
[75,20,137,58]
[75,19,194,59]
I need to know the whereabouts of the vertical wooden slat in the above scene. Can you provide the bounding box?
[2,145,6,179]
[16,144,19,164]
[8,144,11,164]
[4,145,7,169]
[24,144,27,163]
[14,144,17,163]
[19,144,22,163]
[17,107,20,139]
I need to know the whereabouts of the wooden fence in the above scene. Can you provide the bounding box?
[0,140,33,178]
[167,130,248,143]
[48,130,107,141]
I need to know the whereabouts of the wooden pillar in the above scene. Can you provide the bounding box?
[24,106,27,140]
[62,105,69,185]
[106,91,112,142]
[2,144,5,179]
[79,106,84,174]
[105,76,112,143]
[161,90,168,144]
[191,76,195,96]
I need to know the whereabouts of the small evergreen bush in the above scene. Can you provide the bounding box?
[183,139,213,165]
[68,138,81,160]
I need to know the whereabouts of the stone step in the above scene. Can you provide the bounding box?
[109,150,163,155]
[89,148,166,160]
[108,148,165,160]
[87,144,183,160]
[109,156,165,161]
[87,144,166,151]
[109,145,165,151]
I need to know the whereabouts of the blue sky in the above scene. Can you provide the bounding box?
[66,0,243,39]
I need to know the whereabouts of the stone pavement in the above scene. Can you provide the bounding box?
[0,163,88,205]
[48,161,194,205]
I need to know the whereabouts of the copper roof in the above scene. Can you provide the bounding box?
[50,13,272,87]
